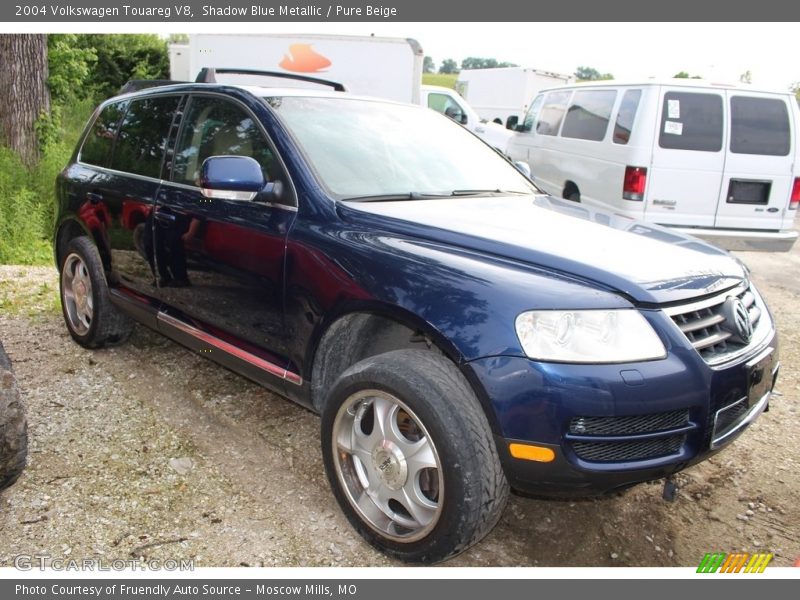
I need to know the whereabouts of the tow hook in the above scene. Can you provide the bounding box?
[662,476,678,502]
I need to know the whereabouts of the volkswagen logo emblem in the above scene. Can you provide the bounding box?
[722,297,753,344]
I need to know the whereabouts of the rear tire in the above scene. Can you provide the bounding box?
[321,349,509,563]
[0,341,27,492]
[59,237,133,348]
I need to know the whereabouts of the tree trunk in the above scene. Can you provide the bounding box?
[0,35,50,167]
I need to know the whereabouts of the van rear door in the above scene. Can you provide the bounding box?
[713,92,794,231]
[646,88,726,227]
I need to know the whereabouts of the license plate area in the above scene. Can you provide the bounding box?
[726,179,771,205]
[711,347,776,448]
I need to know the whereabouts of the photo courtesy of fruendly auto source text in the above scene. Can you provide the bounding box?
[0,1,798,598]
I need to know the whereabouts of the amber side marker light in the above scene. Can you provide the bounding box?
[509,443,556,462]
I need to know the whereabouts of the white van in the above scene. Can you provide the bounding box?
[506,79,800,251]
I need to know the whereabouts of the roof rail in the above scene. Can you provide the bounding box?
[118,79,189,94]
[195,68,348,92]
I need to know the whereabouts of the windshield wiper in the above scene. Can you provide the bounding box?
[449,189,530,196]
[342,192,451,202]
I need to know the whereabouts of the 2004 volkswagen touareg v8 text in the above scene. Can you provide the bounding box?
[54,76,780,563]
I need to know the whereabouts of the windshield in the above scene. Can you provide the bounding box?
[262,96,536,200]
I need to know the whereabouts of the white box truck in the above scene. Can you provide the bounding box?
[170,34,513,151]
[457,67,574,129]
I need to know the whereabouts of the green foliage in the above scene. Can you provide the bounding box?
[423,56,435,74]
[422,73,458,89]
[439,59,459,75]
[575,66,614,82]
[47,34,97,104]
[0,99,94,265]
[460,57,518,70]
[673,71,703,79]
[167,33,189,44]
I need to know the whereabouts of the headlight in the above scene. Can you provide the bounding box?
[515,309,666,363]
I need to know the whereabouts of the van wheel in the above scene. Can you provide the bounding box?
[321,349,509,563]
[59,237,133,349]
[0,341,27,493]
[567,192,581,202]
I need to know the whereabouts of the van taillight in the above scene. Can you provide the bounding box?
[623,166,647,201]
[790,177,800,210]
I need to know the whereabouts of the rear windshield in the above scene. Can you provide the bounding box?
[730,96,791,156]
[659,92,723,152]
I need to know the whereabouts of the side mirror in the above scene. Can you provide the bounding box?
[200,156,265,201]
[460,113,468,125]
[513,161,532,179]
[506,116,519,130]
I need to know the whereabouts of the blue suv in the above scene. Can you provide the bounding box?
[54,76,779,563]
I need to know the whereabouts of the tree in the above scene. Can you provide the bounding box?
[167,33,189,45]
[0,35,51,167]
[739,70,752,84]
[791,83,800,103]
[574,66,613,81]
[73,34,170,97]
[47,34,97,104]
[423,56,435,74]
[439,59,459,75]
[461,57,518,70]
[673,71,703,79]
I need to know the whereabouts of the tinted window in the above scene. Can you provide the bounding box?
[730,96,790,156]
[79,102,127,167]
[561,90,617,141]
[659,92,723,152]
[613,89,642,145]
[519,94,544,133]
[536,91,572,136]
[172,96,276,187]
[110,96,180,178]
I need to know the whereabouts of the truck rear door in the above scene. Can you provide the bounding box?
[713,92,794,231]
[646,88,726,227]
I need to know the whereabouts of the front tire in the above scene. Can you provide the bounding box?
[0,341,27,492]
[59,237,133,348]
[321,350,509,563]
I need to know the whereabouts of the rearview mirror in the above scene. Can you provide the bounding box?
[200,156,265,201]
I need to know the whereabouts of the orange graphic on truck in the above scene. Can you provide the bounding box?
[279,44,332,73]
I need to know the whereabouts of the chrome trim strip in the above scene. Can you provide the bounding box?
[662,283,747,316]
[710,390,770,449]
[157,312,303,386]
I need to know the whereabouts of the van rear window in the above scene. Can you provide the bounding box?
[658,92,723,152]
[561,90,617,142]
[730,96,790,156]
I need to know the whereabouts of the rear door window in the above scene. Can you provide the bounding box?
[561,90,617,141]
[658,92,723,152]
[110,95,181,179]
[730,96,790,156]
[613,89,642,145]
[79,101,127,167]
[535,90,572,136]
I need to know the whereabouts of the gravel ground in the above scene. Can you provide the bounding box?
[0,245,798,568]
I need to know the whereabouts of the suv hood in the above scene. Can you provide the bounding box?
[343,194,747,305]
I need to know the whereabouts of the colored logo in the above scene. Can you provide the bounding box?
[697,552,773,573]
[279,44,331,73]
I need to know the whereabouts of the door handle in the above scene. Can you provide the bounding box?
[154,211,176,223]
[86,192,103,205]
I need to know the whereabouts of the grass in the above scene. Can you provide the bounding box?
[422,73,458,89]
[0,98,95,266]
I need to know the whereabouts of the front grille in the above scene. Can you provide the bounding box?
[572,436,685,462]
[569,409,689,436]
[665,284,763,363]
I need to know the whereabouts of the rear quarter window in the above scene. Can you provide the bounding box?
[658,91,723,152]
[79,102,127,167]
[730,96,791,156]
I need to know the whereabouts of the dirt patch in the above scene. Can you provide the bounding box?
[0,260,798,567]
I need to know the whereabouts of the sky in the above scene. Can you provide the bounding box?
[9,21,798,92]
